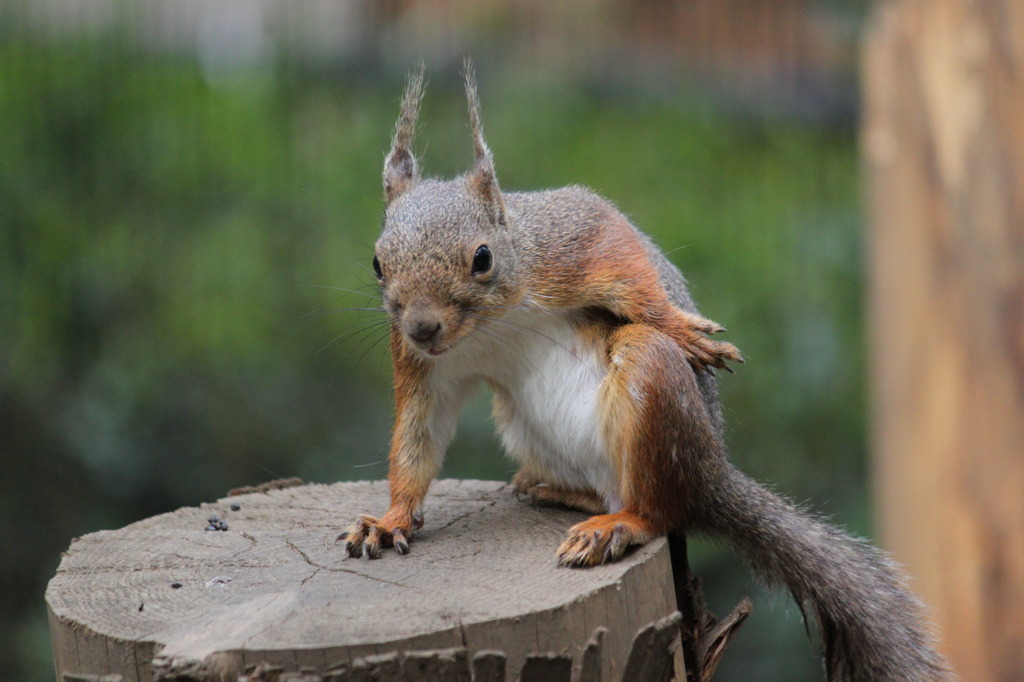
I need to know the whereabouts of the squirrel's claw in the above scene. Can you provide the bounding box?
[688,336,743,372]
[340,512,416,559]
[338,515,369,558]
[663,310,743,375]
[680,333,744,375]
[342,537,363,559]
[681,311,727,336]
[364,524,384,559]
[392,528,410,555]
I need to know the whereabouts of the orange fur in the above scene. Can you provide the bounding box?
[343,331,435,558]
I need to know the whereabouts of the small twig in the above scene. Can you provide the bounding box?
[668,532,752,681]
[700,598,753,681]
[669,533,703,681]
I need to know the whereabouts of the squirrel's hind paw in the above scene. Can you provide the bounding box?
[512,473,607,515]
[556,513,657,568]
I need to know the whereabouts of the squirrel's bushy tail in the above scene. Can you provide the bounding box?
[692,463,954,681]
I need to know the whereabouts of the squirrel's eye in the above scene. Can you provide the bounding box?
[471,245,492,276]
[372,255,383,279]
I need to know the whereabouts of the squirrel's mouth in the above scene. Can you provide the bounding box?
[403,316,475,359]
[405,335,455,358]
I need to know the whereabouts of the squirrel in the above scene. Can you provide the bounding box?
[341,63,953,681]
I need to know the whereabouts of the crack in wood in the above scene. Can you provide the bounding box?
[434,501,498,533]
[284,539,410,588]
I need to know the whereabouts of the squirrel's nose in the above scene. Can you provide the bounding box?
[405,317,442,342]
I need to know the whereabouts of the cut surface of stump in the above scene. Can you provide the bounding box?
[47,479,679,681]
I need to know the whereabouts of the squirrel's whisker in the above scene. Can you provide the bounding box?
[308,284,381,298]
[351,327,392,369]
[316,319,391,356]
[303,307,386,319]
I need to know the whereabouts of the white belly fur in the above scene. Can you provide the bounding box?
[430,307,621,511]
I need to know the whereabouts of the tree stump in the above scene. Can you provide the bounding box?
[46,480,683,682]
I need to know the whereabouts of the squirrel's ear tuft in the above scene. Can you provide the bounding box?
[384,62,426,204]
[463,59,506,227]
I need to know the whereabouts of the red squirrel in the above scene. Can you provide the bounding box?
[341,64,952,681]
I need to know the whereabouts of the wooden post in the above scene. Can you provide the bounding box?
[46,480,687,682]
[864,2,1024,679]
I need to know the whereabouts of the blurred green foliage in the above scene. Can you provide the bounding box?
[1,32,861,682]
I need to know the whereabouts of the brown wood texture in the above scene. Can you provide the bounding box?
[46,479,680,682]
[864,2,1024,679]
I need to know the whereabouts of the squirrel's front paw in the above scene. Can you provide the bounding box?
[688,335,744,373]
[674,312,744,373]
[338,510,423,559]
[680,311,727,336]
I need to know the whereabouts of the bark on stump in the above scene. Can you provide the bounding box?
[46,479,683,682]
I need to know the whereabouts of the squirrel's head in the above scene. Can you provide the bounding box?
[373,62,521,359]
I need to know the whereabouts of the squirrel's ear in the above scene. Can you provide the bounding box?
[383,63,426,204]
[463,60,506,227]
